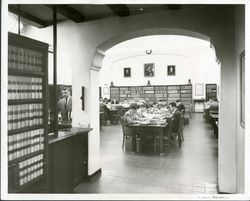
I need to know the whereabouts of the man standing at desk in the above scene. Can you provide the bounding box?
[58,88,72,121]
[65,88,72,121]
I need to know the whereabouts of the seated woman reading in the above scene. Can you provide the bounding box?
[124,103,143,125]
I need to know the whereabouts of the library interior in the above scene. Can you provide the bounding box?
[1,3,249,199]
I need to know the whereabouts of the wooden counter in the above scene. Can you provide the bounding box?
[49,127,92,193]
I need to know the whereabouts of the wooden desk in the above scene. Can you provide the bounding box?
[49,127,92,193]
[58,120,72,129]
[193,99,205,112]
[128,123,168,155]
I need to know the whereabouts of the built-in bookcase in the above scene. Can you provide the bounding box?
[110,84,192,108]
[206,84,217,101]
[8,32,48,193]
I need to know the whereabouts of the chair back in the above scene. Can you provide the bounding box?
[120,116,126,136]
[99,105,105,112]
[179,115,184,132]
[167,117,174,137]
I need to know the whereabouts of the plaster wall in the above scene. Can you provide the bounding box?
[24,5,240,193]
[100,43,220,100]
[235,6,245,193]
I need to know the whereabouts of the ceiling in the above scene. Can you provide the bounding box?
[8,4,182,28]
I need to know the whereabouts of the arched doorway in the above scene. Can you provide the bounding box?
[88,27,221,190]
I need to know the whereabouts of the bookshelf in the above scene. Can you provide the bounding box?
[110,84,192,108]
[206,84,217,101]
[8,32,49,193]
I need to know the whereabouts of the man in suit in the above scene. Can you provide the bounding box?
[65,89,72,120]
[58,88,72,121]
[169,102,181,133]
[111,99,119,105]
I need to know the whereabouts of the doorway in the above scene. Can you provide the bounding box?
[87,33,220,193]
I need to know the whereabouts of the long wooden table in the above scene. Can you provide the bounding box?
[128,123,168,155]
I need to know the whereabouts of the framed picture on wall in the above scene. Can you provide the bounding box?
[124,68,131,77]
[240,50,245,128]
[144,63,154,77]
[195,83,204,96]
[103,87,109,95]
[167,65,175,76]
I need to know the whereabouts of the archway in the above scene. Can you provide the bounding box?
[91,28,216,70]
[88,27,220,186]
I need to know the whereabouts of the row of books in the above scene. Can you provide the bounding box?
[19,153,43,169]
[8,45,43,72]
[8,76,43,100]
[20,165,44,186]
[19,156,43,178]
[8,128,44,152]
[8,104,43,131]
[8,140,44,162]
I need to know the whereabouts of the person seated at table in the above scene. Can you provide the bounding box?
[210,98,219,113]
[106,99,112,109]
[111,98,119,104]
[99,98,111,125]
[176,99,185,115]
[160,105,170,115]
[149,102,161,114]
[169,102,182,133]
[124,103,141,125]
[137,103,147,118]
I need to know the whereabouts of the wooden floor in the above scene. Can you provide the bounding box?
[74,113,218,194]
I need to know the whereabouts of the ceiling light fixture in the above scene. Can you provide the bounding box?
[139,8,144,11]
[146,49,152,54]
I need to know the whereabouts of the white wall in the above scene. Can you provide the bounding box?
[21,6,244,193]
[22,25,72,85]
[235,6,245,193]
[100,36,220,101]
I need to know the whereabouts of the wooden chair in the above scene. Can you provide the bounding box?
[121,116,133,150]
[99,106,106,126]
[183,103,192,125]
[121,116,126,149]
[180,115,184,141]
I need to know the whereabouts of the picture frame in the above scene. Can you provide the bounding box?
[195,83,204,96]
[167,65,176,76]
[144,63,154,77]
[124,67,131,77]
[240,50,245,128]
[103,87,109,95]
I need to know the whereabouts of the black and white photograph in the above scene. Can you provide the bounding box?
[167,65,176,76]
[144,63,155,77]
[124,67,131,77]
[1,1,250,201]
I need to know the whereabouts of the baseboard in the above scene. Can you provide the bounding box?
[218,185,233,194]
[87,168,102,182]
[219,192,231,194]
